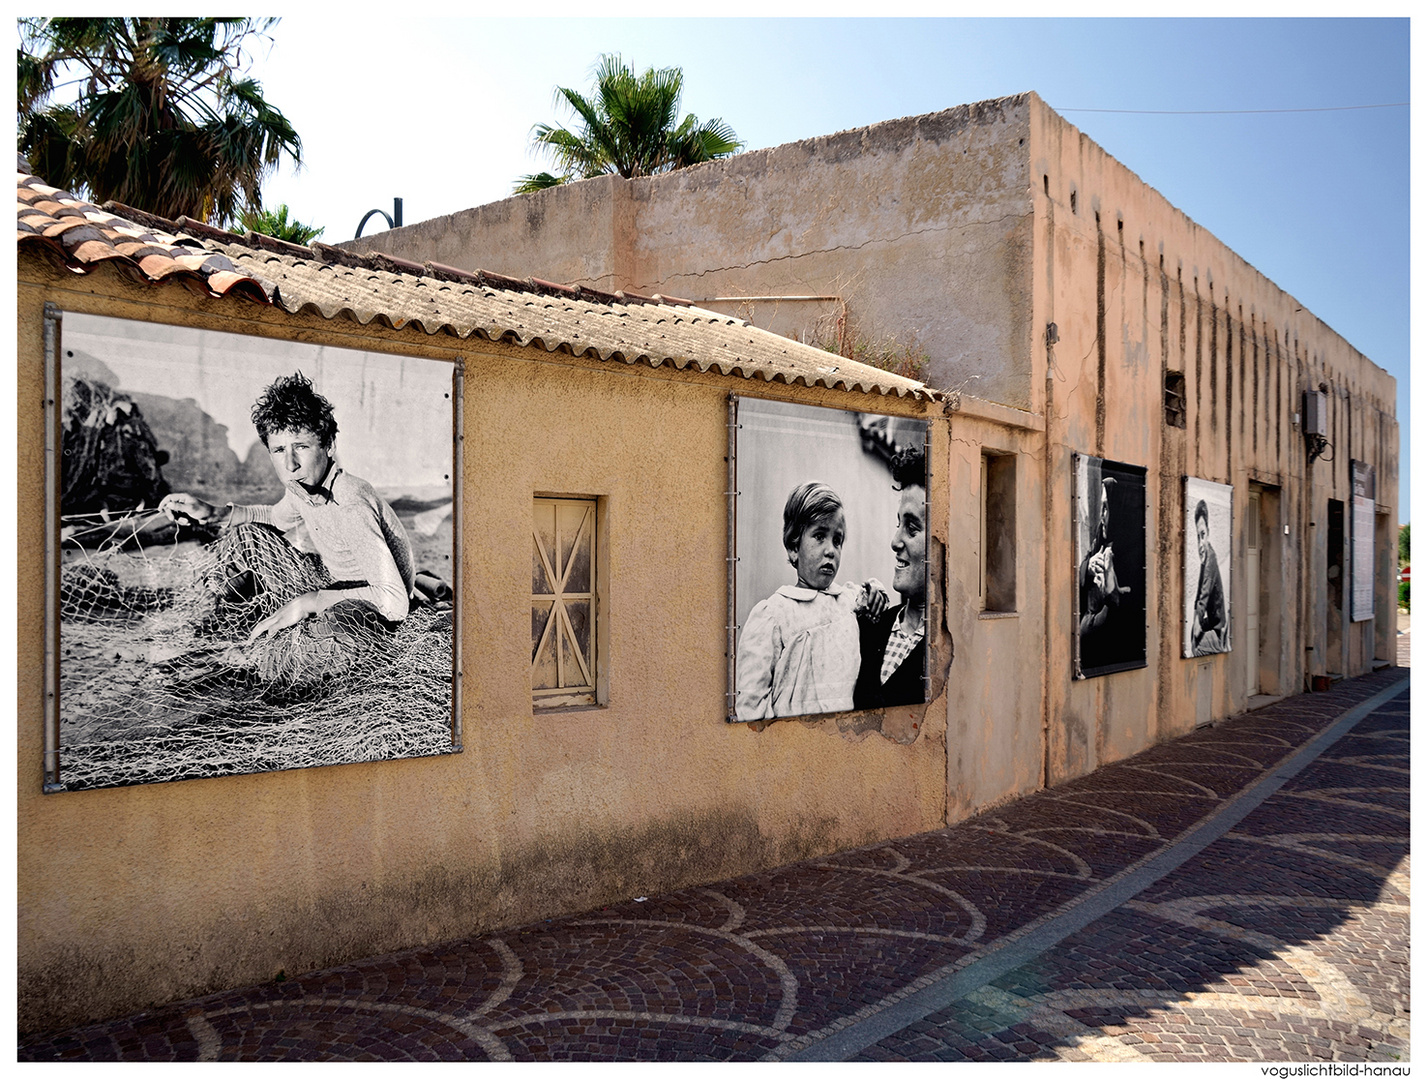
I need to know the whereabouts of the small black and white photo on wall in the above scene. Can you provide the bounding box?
[730,397,929,722]
[1183,476,1233,657]
[47,310,459,791]
[1074,453,1147,678]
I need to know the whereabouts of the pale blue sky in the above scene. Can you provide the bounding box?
[247,17,1411,517]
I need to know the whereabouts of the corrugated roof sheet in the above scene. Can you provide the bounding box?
[17,158,937,402]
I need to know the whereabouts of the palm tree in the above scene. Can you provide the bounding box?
[17,17,302,226]
[514,55,741,194]
[239,203,323,244]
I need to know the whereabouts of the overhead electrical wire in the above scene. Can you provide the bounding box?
[1059,102,1407,115]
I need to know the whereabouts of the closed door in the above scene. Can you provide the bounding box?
[1246,492,1261,696]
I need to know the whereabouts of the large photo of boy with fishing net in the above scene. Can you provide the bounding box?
[50,312,459,791]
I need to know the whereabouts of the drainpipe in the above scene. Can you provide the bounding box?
[1043,322,1057,791]
[1040,177,1058,793]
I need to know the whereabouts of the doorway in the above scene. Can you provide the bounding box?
[1326,499,1345,675]
[1245,491,1261,697]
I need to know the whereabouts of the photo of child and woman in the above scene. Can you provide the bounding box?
[50,312,458,790]
[732,397,928,722]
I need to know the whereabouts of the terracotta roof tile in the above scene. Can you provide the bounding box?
[16,158,938,402]
[16,163,273,301]
[70,239,133,265]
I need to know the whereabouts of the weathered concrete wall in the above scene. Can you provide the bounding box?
[349,98,1037,411]
[358,172,628,288]
[1027,95,1399,785]
[18,258,949,1032]
[942,396,1048,821]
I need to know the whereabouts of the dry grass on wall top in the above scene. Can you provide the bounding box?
[806,298,931,384]
[831,331,932,384]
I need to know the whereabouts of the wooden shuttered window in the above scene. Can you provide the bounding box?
[532,497,598,707]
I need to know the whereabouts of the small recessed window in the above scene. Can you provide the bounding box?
[1070,189,1078,214]
[533,497,600,708]
[980,452,1017,613]
[1164,372,1187,428]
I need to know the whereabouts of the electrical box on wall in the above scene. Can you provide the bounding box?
[1303,389,1328,436]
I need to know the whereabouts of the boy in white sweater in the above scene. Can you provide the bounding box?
[160,372,414,677]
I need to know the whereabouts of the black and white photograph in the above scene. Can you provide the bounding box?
[1074,453,1147,678]
[1350,460,1377,624]
[49,312,459,790]
[1183,477,1233,657]
[731,397,928,722]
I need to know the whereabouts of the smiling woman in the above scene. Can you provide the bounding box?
[854,447,928,711]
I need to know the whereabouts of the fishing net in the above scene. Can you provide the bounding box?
[56,520,456,791]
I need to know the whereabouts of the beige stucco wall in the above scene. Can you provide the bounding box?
[1027,95,1399,785]
[349,98,1037,411]
[18,257,951,1032]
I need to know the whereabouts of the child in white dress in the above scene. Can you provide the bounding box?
[735,482,884,720]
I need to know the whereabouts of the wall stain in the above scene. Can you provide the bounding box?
[1236,305,1245,461]
[1208,281,1218,440]
[1177,268,1186,375]
[1252,314,1260,457]
[1095,219,1107,453]
[1156,255,1183,744]
[1193,280,1203,456]
[1225,298,1233,470]
[1279,328,1290,468]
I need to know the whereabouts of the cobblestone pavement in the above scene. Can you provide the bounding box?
[854,676,1409,1063]
[20,667,1408,1062]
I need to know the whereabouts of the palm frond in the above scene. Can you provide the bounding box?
[17,105,86,191]
[517,53,741,189]
[239,202,323,243]
[668,115,743,170]
[17,49,55,112]
[513,171,569,195]
[16,17,300,225]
